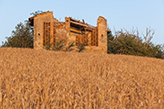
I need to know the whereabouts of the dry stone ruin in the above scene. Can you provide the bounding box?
[29,11,111,53]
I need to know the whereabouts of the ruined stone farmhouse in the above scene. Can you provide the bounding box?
[29,11,111,53]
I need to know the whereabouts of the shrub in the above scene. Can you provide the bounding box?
[108,28,164,59]
[41,36,75,51]
[76,41,86,52]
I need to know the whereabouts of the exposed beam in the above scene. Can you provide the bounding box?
[70,21,94,30]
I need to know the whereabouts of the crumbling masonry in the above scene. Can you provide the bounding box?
[29,11,111,53]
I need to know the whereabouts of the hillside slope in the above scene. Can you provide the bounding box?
[0,47,164,108]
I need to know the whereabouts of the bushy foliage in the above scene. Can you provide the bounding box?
[42,35,89,52]
[76,35,91,52]
[41,37,75,52]
[1,22,33,48]
[108,28,164,59]
[76,40,88,52]
[1,10,46,48]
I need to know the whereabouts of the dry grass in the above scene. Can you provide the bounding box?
[0,47,164,109]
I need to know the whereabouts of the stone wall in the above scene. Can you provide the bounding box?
[97,16,107,53]
[31,11,108,53]
[33,11,57,49]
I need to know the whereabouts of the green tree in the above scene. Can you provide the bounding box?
[1,22,33,48]
[1,10,46,48]
[30,10,44,16]
[107,32,114,53]
[108,28,164,59]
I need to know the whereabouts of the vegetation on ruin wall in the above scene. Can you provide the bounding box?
[107,28,164,59]
[41,34,89,52]
[42,38,87,52]
[41,38,76,52]
[0,47,164,108]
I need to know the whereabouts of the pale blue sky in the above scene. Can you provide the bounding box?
[0,0,164,45]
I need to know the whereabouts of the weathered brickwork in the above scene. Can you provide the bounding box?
[29,11,110,53]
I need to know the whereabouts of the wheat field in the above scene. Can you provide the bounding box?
[0,47,163,109]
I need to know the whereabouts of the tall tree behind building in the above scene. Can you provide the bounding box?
[1,22,33,48]
[1,10,45,48]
